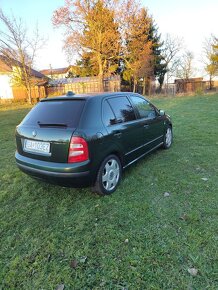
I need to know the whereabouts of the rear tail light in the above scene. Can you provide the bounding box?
[68,137,89,163]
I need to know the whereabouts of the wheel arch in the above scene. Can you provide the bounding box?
[109,150,124,168]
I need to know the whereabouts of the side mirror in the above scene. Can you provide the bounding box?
[159,109,165,116]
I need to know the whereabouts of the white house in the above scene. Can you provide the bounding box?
[0,57,14,99]
[0,74,13,99]
[0,56,48,100]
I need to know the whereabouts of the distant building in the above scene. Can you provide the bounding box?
[175,78,205,93]
[40,65,81,80]
[212,76,218,88]
[40,67,69,79]
[0,56,48,100]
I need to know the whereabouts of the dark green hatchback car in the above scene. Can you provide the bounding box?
[15,92,173,195]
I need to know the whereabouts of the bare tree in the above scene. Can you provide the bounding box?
[0,9,44,104]
[162,34,183,85]
[176,50,195,79]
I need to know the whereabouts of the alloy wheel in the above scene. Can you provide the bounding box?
[102,158,120,191]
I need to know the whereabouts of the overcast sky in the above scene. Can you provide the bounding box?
[1,0,217,76]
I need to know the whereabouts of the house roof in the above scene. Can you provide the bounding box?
[30,67,48,79]
[40,67,69,75]
[0,57,11,72]
[0,55,48,79]
[175,77,203,83]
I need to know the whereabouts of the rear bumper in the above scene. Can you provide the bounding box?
[15,151,94,186]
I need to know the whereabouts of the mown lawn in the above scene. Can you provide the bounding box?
[0,94,217,289]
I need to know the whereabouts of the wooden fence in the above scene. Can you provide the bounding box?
[47,76,121,97]
[46,85,65,97]
[12,86,46,101]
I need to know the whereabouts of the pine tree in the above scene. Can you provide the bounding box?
[122,4,153,93]
[148,20,167,92]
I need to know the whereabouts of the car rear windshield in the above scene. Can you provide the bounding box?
[21,100,85,128]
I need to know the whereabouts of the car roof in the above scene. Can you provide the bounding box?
[40,92,148,102]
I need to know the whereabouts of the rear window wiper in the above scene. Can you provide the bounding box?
[37,121,68,128]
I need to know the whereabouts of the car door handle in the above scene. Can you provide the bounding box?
[143,124,149,129]
[114,131,122,138]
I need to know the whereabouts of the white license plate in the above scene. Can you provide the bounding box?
[24,139,50,154]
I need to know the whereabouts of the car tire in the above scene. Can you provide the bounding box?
[93,155,122,195]
[163,126,173,149]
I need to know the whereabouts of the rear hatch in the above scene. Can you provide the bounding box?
[15,99,85,163]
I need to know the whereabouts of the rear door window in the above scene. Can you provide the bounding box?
[21,100,85,128]
[108,97,136,123]
[102,101,116,126]
[130,96,157,119]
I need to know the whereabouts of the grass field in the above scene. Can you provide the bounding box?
[0,94,217,289]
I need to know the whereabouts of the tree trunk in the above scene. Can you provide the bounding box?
[98,74,104,92]
[158,74,165,93]
[148,77,151,96]
[209,74,213,90]
[97,55,104,92]
[26,85,32,104]
[142,78,146,95]
[133,78,137,93]
[22,65,32,104]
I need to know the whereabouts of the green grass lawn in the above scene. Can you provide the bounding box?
[0,94,217,289]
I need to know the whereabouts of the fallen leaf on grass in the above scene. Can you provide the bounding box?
[56,284,65,290]
[188,267,198,276]
[164,192,171,197]
[79,256,87,263]
[47,254,51,262]
[201,178,208,181]
[179,214,187,221]
[70,259,78,269]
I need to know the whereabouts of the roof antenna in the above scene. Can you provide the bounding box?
[66,91,75,96]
